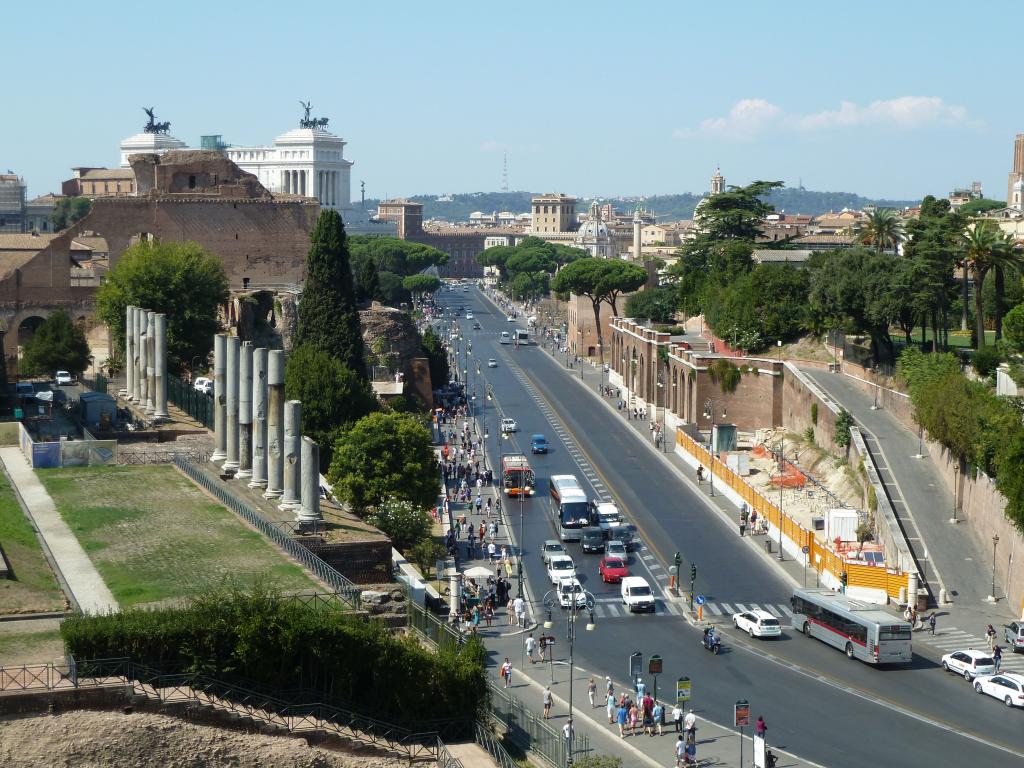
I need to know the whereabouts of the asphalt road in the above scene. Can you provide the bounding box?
[435,286,1024,767]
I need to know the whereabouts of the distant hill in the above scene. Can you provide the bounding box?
[351,189,920,223]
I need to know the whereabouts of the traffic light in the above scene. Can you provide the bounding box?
[674,552,682,569]
[690,564,697,583]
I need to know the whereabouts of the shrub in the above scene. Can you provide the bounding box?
[971,344,1002,378]
[365,497,433,550]
[60,585,486,724]
[835,410,854,448]
[810,402,818,425]
[708,359,741,394]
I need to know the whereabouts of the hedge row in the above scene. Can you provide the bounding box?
[60,586,486,724]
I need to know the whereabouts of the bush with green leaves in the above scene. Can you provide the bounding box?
[410,539,447,577]
[19,310,92,376]
[835,409,854,448]
[60,585,486,724]
[366,497,433,550]
[971,344,1003,378]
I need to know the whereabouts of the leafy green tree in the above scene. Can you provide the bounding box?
[961,220,1008,347]
[96,240,229,372]
[365,497,433,550]
[1003,303,1024,353]
[284,344,377,470]
[351,251,379,305]
[347,236,448,276]
[625,286,677,323]
[19,310,92,376]
[49,196,91,231]
[374,271,409,306]
[402,274,441,308]
[510,270,550,301]
[410,538,447,577]
[972,344,1003,378]
[987,243,1024,341]
[295,210,366,378]
[327,411,438,513]
[958,198,1007,217]
[697,180,784,240]
[853,208,905,253]
[902,196,963,350]
[420,327,449,388]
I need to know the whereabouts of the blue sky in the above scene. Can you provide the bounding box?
[3,0,1020,203]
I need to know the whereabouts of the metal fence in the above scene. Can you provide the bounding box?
[0,657,450,763]
[167,374,214,428]
[488,679,589,767]
[119,447,210,465]
[475,718,521,768]
[408,599,463,651]
[173,457,362,609]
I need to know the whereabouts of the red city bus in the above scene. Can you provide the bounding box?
[502,454,536,497]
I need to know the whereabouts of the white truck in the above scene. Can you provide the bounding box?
[621,576,655,613]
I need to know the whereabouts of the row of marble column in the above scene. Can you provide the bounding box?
[279,169,338,207]
[125,306,168,419]
[209,334,321,525]
[282,169,307,197]
[316,170,339,207]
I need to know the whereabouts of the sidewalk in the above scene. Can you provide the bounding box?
[0,447,118,615]
[484,626,822,768]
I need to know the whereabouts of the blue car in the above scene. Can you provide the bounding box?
[531,434,548,454]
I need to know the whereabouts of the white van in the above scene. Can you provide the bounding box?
[500,331,511,345]
[621,576,655,613]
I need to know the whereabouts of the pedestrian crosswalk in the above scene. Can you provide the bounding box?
[917,627,1024,673]
[586,598,796,623]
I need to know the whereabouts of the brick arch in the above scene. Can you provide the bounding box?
[3,308,54,364]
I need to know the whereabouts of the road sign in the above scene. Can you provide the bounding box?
[734,700,750,727]
[629,651,643,680]
[801,545,810,554]
[676,677,691,704]
[695,594,706,606]
[649,654,663,675]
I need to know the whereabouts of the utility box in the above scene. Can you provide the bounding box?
[726,452,750,476]
[712,423,737,453]
[826,508,860,543]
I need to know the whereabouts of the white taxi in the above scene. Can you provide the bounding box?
[732,609,782,638]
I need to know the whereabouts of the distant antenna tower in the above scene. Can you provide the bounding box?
[501,153,509,193]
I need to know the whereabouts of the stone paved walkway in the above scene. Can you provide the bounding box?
[0,447,118,615]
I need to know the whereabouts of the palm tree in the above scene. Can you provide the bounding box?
[961,220,1005,347]
[854,208,905,253]
[988,236,1023,340]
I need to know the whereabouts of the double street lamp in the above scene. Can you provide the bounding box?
[702,398,726,497]
[543,586,596,767]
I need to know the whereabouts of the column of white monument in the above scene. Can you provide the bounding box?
[279,400,302,511]
[223,336,240,472]
[125,306,135,400]
[146,311,156,414]
[237,342,254,478]
[154,313,169,419]
[297,436,322,526]
[133,307,144,403]
[211,334,227,461]
[249,347,268,489]
[264,350,285,499]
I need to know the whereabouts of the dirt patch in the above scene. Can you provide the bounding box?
[0,709,413,768]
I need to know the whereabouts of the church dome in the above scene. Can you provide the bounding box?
[576,218,610,240]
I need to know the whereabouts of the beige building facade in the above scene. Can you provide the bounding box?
[531,193,577,234]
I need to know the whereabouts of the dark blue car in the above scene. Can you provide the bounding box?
[531,434,548,454]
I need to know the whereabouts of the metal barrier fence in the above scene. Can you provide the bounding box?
[173,457,362,609]
[119,447,210,465]
[0,656,451,763]
[167,374,214,428]
[487,679,589,767]
[408,599,463,651]
[475,718,521,768]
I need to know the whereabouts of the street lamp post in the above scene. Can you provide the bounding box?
[989,534,1000,602]
[543,586,596,767]
[656,374,666,453]
[778,436,785,561]
[702,398,725,497]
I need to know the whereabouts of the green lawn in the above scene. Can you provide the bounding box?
[0,628,63,665]
[38,465,317,608]
[0,471,64,615]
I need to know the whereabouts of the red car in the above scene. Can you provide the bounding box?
[599,556,630,583]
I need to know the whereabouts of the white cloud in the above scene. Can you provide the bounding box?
[676,96,974,140]
[479,140,504,151]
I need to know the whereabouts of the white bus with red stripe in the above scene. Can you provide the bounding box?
[790,588,912,665]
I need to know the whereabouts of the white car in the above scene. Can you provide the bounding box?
[605,540,627,560]
[488,358,498,368]
[594,501,623,535]
[466,312,474,319]
[973,673,1024,707]
[500,417,518,433]
[507,315,515,322]
[732,609,782,638]
[54,371,72,386]
[558,577,587,609]
[941,649,996,681]
[193,376,214,396]
[541,539,566,565]
[547,555,576,585]
[621,576,655,613]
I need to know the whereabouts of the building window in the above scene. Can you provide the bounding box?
[188,175,197,189]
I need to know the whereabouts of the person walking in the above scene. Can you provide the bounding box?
[994,644,1003,672]
[562,719,574,756]
[588,677,597,708]
[740,503,749,537]
[671,703,683,733]
[542,685,553,719]
[683,709,696,739]
[538,633,547,662]
[525,633,537,663]
[501,657,513,688]
[928,613,937,635]
[513,595,526,627]
[675,735,686,767]
[616,702,628,737]
[755,715,767,739]
[653,700,664,736]
[607,692,617,724]
[986,624,997,652]
[606,675,614,698]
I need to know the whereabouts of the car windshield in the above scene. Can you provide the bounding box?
[605,559,624,568]
[630,586,652,596]
[552,560,573,571]
[972,657,995,666]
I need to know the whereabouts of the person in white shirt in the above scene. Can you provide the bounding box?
[684,709,696,736]
[671,704,683,733]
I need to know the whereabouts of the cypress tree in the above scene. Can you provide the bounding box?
[295,210,367,379]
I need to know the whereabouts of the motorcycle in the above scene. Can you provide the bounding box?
[700,633,722,655]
